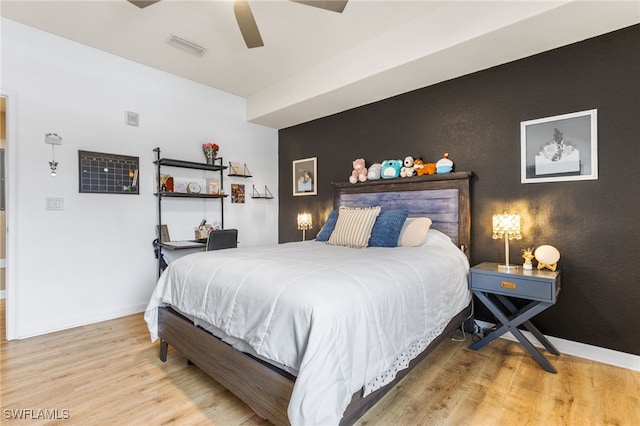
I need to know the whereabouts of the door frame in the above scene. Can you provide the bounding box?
[2,88,19,340]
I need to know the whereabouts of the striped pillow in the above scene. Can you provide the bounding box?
[328,206,381,248]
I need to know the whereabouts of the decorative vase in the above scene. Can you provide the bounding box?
[202,142,219,165]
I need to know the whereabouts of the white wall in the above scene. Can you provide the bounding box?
[1,18,279,339]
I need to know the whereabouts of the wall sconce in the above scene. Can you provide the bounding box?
[297,212,312,241]
[492,212,522,271]
[45,133,62,176]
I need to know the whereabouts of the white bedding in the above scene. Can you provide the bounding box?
[144,229,471,425]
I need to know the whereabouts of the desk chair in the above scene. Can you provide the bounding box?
[206,229,238,251]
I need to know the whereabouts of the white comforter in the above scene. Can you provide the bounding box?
[144,230,470,425]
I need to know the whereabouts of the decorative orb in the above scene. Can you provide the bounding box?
[535,245,560,265]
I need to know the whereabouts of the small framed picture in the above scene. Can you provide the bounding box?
[157,224,170,243]
[521,109,598,183]
[292,157,317,196]
[206,178,220,194]
[231,183,245,203]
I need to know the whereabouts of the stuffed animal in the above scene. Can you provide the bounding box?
[436,153,453,174]
[424,163,437,175]
[400,156,416,177]
[380,159,402,179]
[413,158,426,176]
[349,158,368,184]
[367,163,382,180]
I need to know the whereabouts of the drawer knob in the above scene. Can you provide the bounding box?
[501,281,517,289]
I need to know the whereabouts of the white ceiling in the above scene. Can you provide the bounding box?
[2,0,639,129]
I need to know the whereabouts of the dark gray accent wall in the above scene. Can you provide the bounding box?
[279,25,640,355]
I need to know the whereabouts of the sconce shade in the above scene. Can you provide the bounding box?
[492,213,522,240]
[297,213,312,231]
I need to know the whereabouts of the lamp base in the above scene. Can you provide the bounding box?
[497,264,520,272]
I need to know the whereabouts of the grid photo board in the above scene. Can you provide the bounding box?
[79,150,139,194]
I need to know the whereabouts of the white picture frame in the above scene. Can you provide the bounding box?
[521,109,598,183]
[292,157,317,196]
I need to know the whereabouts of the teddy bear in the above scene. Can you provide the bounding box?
[413,158,426,176]
[367,162,381,180]
[400,156,415,177]
[349,158,368,184]
[380,159,402,179]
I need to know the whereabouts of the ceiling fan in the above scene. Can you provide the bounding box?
[127,0,349,49]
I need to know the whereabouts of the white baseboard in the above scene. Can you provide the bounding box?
[0,290,5,299]
[474,320,640,372]
[13,303,147,340]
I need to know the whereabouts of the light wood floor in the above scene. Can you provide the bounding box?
[1,311,638,425]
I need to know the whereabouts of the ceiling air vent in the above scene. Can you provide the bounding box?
[166,34,207,57]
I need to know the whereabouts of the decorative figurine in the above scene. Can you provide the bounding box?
[436,153,454,174]
[535,245,561,271]
[522,247,535,270]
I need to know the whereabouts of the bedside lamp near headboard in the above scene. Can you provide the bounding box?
[492,212,522,271]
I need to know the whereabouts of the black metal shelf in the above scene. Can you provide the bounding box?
[251,185,274,199]
[155,192,228,199]
[154,157,227,171]
[154,147,227,278]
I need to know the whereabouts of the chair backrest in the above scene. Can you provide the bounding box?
[206,229,238,251]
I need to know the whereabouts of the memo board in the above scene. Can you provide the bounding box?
[79,150,139,194]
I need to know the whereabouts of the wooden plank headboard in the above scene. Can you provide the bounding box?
[332,172,472,256]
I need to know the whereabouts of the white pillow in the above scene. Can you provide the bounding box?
[328,206,381,248]
[398,217,433,247]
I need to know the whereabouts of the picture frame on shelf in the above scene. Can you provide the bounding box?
[521,109,598,184]
[206,178,220,195]
[157,224,170,243]
[292,157,317,196]
[229,161,251,177]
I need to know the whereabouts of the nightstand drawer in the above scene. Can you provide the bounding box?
[471,273,553,301]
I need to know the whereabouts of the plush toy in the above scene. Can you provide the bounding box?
[367,163,382,180]
[425,163,436,175]
[400,156,415,177]
[380,159,402,179]
[436,153,454,174]
[349,158,368,184]
[413,158,426,176]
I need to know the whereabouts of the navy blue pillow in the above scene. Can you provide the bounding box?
[368,208,410,247]
[315,210,338,242]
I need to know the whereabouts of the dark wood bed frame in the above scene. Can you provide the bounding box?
[157,172,472,426]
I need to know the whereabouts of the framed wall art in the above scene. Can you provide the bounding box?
[292,157,317,196]
[231,183,245,203]
[521,109,597,183]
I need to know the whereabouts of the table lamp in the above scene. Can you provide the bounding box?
[492,212,522,271]
[297,213,312,241]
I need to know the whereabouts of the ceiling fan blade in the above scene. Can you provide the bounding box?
[127,0,161,9]
[290,0,348,13]
[234,0,264,49]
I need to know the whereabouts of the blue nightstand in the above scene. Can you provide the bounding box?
[469,262,561,373]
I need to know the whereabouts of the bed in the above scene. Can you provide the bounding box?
[144,171,473,425]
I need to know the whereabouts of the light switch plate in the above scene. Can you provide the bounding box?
[46,197,63,210]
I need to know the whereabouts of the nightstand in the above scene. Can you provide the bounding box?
[469,262,561,373]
